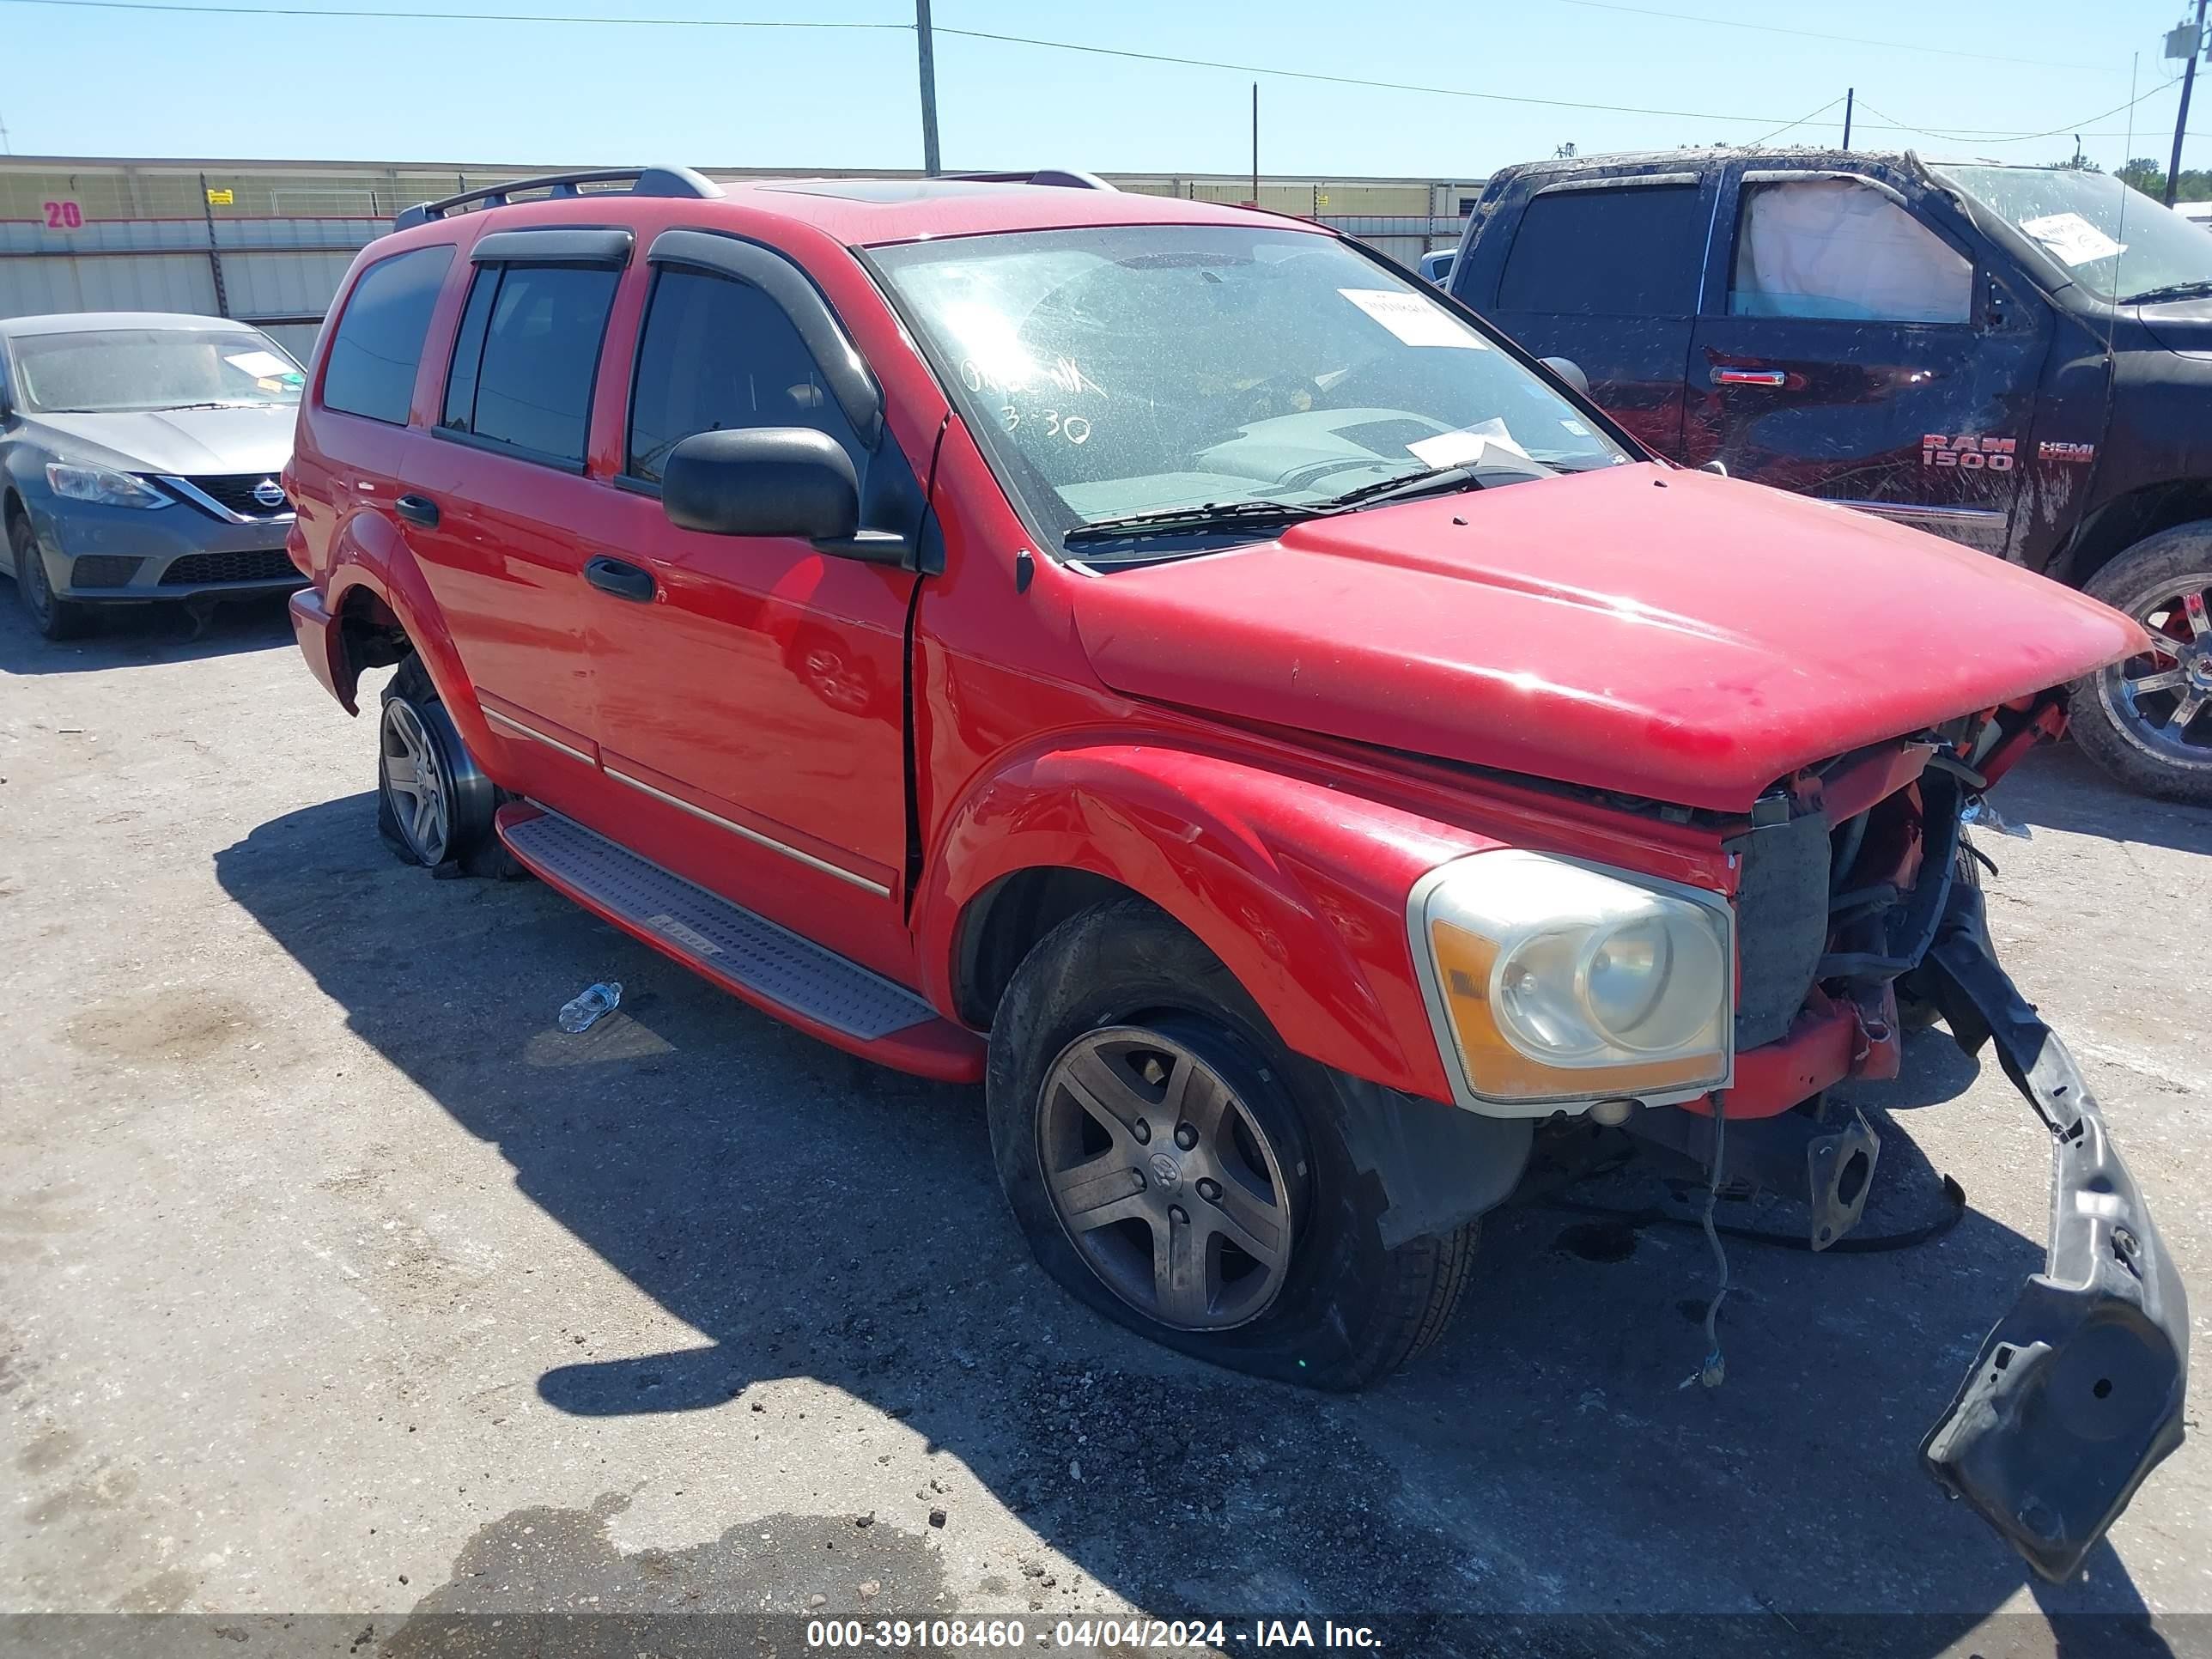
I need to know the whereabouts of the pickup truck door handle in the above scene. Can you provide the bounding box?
[1711,367,1789,387]
[584,555,657,604]
[394,493,441,528]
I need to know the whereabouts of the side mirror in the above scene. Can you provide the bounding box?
[1538,356,1590,398]
[663,427,857,540]
[660,428,910,565]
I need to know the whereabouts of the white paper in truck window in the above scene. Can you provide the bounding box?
[225,349,295,378]
[1407,417,1531,469]
[2018,212,2124,268]
[1338,288,1488,349]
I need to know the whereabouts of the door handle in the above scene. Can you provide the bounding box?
[1711,367,1789,387]
[585,555,656,604]
[394,493,440,528]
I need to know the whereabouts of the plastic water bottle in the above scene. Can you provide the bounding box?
[558,981,622,1034]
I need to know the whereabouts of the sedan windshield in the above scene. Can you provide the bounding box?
[1934,163,2212,304]
[9,326,305,414]
[870,224,1628,556]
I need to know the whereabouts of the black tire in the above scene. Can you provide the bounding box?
[986,896,1478,1391]
[2070,525,2212,804]
[376,655,494,868]
[9,511,94,641]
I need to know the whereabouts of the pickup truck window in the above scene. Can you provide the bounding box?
[323,244,454,425]
[625,268,855,486]
[1730,179,1972,325]
[1496,184,1702,317]
[439,263,619,466]
[872,223,1626,553]
[1934,161,2212,305]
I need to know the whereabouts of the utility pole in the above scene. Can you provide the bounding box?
[2167,0,2206,207]
[1841,87,1854,150]
[1251,83,1260,207]
[915,0,941,177]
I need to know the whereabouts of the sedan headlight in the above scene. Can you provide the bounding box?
[1409,849,1732,1115]
[45,462,170,509]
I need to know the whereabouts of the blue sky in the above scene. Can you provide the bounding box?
[1,0,2201,179]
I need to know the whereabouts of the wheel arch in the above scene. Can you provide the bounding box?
[919,742,1488,1103]
[318,510,489,750]
[2058,483,2212,588]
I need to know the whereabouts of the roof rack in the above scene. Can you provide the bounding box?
[941,169,1117,191]
[392,165,724,232]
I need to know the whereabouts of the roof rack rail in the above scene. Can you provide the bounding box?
[392,165,724,232]
[941,169,1117,191]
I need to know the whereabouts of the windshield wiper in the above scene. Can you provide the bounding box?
[158,401,267,411]
[2122,279,2212,306]
[1063,499,1323,545]
[1314,455,1557,512]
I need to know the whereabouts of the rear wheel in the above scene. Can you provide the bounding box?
[377,655,493,867]
[987,897,1479,1390]
[9,512,93,641]
[2071,526,2212,804]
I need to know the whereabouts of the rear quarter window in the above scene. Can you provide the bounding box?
[321,244,455,425]
[1497,183,1705,316]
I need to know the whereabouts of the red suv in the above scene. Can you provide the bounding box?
[285,166,2185,1579]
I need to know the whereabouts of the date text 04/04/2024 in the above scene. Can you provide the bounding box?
[802,1618,1383,1650]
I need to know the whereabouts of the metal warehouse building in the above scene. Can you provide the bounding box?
[1,156,1481,357]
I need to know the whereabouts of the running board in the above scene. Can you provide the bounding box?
[495,804,983,1082]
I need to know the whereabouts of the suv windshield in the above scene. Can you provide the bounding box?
[871,224,1627,556]
[1934,163,2212,304]
[9,326,305,415]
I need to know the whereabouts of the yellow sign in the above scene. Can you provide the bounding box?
[1316,193,1330,207]
[205,187,234,206]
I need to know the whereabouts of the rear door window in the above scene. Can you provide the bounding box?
[322,244,454,424]
[1729,178,1972,323]
[623,268,857,485]
[1498,184,1705,316]
[440,264,620,466]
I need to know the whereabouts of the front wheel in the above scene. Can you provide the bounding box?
[9,513,93,641]
[376,655,493,867]
[2071,525,2212,804]
[986,898,1478,1390]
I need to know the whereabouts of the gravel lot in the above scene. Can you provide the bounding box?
[3,595,2210,1656]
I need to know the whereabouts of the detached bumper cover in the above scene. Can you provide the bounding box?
[1917,882,2188,1582]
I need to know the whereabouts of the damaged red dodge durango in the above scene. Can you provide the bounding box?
[284,166,2185,1580]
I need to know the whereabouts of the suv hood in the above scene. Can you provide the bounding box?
[29,404,295,476]
[1070,465,2143,812]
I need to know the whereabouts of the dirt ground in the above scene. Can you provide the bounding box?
[4,595,2210,1658]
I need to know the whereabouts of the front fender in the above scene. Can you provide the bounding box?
[318,510,491,755]
[917,742,1496,1103]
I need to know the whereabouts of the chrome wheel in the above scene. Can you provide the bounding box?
[380,696,451,864]
[1036,1026,1298,1332]
[2102,582,2212,762]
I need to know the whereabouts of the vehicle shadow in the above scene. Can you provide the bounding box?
[0,589,295,676]
[1996,739,2212,857]
[213,793,2174,1655]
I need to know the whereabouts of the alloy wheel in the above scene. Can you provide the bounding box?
[2103,582,2212,761]
[380,696,451,864]
[1036,1026,1299,1332]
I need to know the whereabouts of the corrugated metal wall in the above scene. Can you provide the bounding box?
[2,158,1486,354]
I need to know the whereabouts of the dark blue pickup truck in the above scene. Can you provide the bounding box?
[1449,148,2212,801]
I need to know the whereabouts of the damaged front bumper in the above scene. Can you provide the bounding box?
[1917,878,2189,1582]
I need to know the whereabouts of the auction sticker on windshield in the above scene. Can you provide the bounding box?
[1338,288,1488,349]
[2019,212,2125,268]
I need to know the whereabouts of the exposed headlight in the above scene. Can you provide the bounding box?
[1409,849,1732,1115]
[45,462,170,509]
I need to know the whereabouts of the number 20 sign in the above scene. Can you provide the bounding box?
[42,200,85,230]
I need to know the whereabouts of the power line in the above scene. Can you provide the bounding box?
[1537,0,2123,75]
[1856,81,2176,147]
[0,0,2171,148]
[0,0,899,26]
[1747,94,1844,148]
